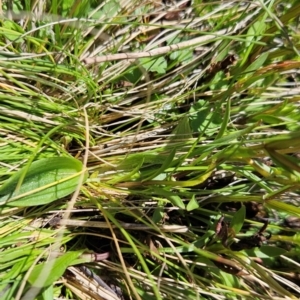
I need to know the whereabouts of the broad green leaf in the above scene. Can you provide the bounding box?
[167,194,185,209]
[293,232,300,242]
[102,0,121,18]
[152,187,185,209]
[140,57,167,74]
[151,199,165,224]
[186,194,199,211]
[39,285,54,300]
[219,272,237,289]
[28,251,82,288]
[0,157,87,207]
[230,205,245,235]
[169,49,193,63]
[152,205,164,223]
[189,101,222,136]
[2,21,24,42]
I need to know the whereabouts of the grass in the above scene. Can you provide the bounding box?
[0,0,300,299]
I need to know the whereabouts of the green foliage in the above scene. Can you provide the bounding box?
[230,205,246,235]
[189,100,223,136]
[28,251,82,288]
[0,157,87,206]
[186,194,199,211]
[1,20,24,42]
[1,0,300,299]
[140,57,168,74]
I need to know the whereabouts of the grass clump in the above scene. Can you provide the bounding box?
[0,0,300,299]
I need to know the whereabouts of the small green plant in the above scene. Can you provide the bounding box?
[1,0,300,299]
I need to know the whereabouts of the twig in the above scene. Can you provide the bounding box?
[83,12,259,65]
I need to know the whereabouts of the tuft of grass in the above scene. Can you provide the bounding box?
[1,0,300,299]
